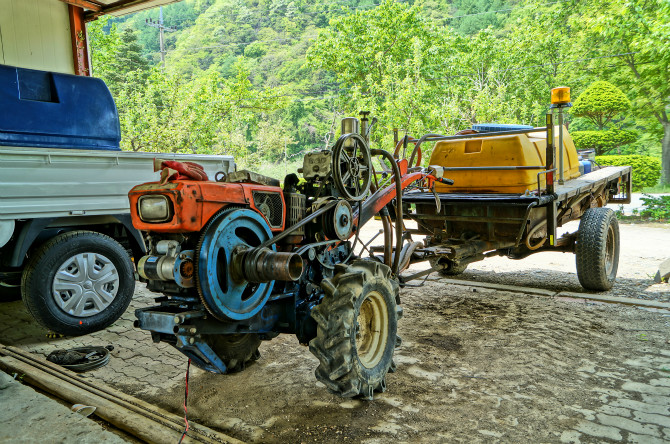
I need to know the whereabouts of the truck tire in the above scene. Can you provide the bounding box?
[309,260,398,400]
[21,231,135,336]
[575,208,620,291]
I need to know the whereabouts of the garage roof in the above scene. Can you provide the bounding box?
[60,0,183,20]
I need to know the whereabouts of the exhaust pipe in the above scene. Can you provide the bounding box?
[237,247,303,283]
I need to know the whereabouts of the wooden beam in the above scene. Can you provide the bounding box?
[68,5,91,76]
[59,0,102,12]
[85,0,179,21]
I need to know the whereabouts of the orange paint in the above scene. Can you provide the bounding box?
[129,180,285,233]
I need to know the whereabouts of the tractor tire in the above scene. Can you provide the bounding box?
[196,334,262,373]
[429,257,468,276]
[309,260,399,400]
[21,231,135,336]
[575,208,620,291]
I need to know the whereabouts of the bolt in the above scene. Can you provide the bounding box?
[189,327,196,334]
[340,214,349,225]
[188,337,195,345]
[174,315,182,324]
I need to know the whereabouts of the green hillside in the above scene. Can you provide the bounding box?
[88,0,670,182]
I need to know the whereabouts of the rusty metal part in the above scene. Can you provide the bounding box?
[397,241,423,273]
[226,170,281,187]
[259,200,338,249]
[381,214,393,268]
[235,247,303,283]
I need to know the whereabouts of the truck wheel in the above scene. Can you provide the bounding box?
[196,334,262,373]
[309,260,398,400]
[429,257,468,276]
[21,231,135,336]
[575,208,620,291]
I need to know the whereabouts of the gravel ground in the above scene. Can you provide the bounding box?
[439,221,670,302]
[0,371,128,444]
[0,222,668,443]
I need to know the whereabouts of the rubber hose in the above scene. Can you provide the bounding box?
[371,149,403,275]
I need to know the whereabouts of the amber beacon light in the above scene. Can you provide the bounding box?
[551,86,571,105]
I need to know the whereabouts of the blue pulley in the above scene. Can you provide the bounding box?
[196,208,275,321]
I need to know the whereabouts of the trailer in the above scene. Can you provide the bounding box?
[395,91,632,291]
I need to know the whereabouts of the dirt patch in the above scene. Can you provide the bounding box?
[128,282,669,443]
[1,223,669,443]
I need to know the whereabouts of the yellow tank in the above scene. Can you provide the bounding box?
[429,126,580,193]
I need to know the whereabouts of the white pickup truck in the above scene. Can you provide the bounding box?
[0,64,235,336]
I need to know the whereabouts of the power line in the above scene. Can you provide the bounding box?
[429,51,641,81]
[447,0,568,20]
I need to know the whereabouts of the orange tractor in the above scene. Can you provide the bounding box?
[129,115,446,399]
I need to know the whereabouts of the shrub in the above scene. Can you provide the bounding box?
[572,129,638,155]
[571,81,630,130]
[595,155,661,191]
[638,194,670,220]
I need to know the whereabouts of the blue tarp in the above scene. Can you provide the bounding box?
[0,64,121,151]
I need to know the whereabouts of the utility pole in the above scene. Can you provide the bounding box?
[145,7,176,69]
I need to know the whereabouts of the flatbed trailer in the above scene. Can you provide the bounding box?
[395,121,632,292]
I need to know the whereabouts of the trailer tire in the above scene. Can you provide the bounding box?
[575,208,620,291]
[21,231,135,336]
[309,260,398,400]
[196,334,262,373]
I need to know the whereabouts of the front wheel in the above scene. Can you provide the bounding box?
[575,208,620,291]
[22,231,135,336]
[309,260,399,400]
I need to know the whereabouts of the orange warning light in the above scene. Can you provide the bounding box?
[551,87,571,105]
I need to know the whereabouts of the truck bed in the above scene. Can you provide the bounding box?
[404,166,632,205]
[0,146,235,220]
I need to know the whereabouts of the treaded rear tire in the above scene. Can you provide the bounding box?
[309,260,399,400]
[575,208,620,291]
[21,231,135,336]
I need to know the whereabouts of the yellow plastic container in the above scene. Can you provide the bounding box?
[429,126,580,193]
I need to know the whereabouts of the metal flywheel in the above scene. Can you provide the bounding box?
[195,208,275,321]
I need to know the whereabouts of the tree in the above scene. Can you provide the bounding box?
[104,28,152,96]
[571,0,670,183]
[572,129,638,156]
[571,81,631,130]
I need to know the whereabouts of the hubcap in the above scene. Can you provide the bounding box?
[355,290,389,369]
[52,253,119,317]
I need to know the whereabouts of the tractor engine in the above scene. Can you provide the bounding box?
[130,115,422,399]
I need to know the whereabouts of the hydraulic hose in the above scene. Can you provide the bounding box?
[371,149,403,275]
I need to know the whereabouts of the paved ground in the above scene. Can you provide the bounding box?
[0,222,668,443]
[0,371,127,444]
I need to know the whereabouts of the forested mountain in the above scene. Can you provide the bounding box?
[88,0,670,183]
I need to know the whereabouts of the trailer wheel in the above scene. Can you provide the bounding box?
[429,257,468,276]
[309,260,398,400]
[21,231,135,336]
[575,208,620,291]
[196,334,261,373]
